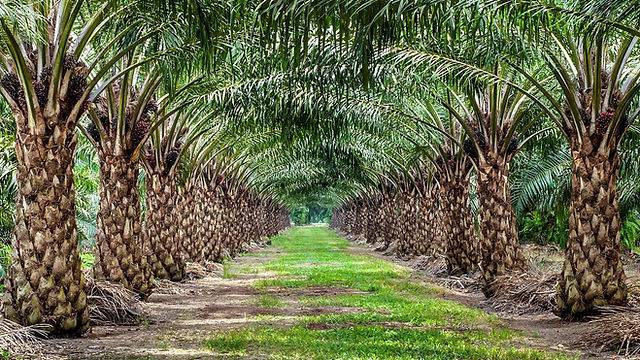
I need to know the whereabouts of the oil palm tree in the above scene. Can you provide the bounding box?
[438,79,546,291]
[0,0,148,334]
[84,70,161,299]
[505,30,640,318]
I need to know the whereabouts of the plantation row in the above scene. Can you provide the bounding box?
[7,150,290,334]
[94,163,290,299]
[2,2,640,355]
[330,160,628,319]
[0,0,301,339]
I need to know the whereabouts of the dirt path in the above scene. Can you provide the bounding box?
[47,228,596,359]
[47,247,283,359]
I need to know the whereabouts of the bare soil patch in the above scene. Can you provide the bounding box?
[45,249,290,359]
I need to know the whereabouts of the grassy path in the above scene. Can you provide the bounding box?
[50,226,572,359]
[204,226,570,359]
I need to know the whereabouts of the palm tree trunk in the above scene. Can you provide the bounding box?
[431,189,445,256]
[178,183,200,263]
[93,151,153,299]
[415,193,436,256]
[476,158,527,291]
[190,184,206,262]
[3,127,90,334]
[557,147,627,318]
[217,197,232,259]
[144,172,185,281]
[397,193,418,257]
[440,176,476,275]
[202,191,222,262]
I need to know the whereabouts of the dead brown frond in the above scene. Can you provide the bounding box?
[437,273,483,292]
[627,276,640,309]
[411,255,447,277]
[86,278,146,326]
[185,262,208,280]
[203,261,224,275]
[153,279,186,295]
[373,242,389,252]
[485,271,558,315]
[382,242,397,256]
[577,309,640,356]
[0,318,51,358]
[409,255,481,292]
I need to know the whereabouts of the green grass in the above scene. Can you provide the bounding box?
[256,294,284,308]
[204,226,573,360]
[222,260,236,279]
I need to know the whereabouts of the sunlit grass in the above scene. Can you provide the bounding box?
[256,294,284,308]
[204,226,573,360]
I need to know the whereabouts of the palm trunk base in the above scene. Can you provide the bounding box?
[144,173,185,282]
[556,149,627,318]
[93,154,154,299]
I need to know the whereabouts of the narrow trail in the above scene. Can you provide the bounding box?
[49,226,576,359]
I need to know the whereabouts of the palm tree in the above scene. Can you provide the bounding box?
[84,71,160,298]
[437,79,542,291]
[0,0,143,334]
[504,29,640,317]
[403,99,478,275]
[141,110,189,281]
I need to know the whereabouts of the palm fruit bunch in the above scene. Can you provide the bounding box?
[596,109,615,136]
[463,138,477,159]
[0,73,25,109]
[63,54,89,115]
[163,127,188,174]
[131,119,151,150]
[506,137,519,155]
[25,47,53,107]
[87,97,111,143]
[144,144,157,170]
[129,99,157,151]
[463,121,486,160]
[214,174,225,189]
[36,66,53,107]
[164,147,180,173]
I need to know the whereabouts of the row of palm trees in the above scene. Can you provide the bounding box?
[0,0,292,335]
[277,2,640,320]
[2,0,640,335]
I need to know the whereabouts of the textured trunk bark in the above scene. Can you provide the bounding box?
[217,197,232,260]
[1,50,91,334]
[202,192,223,262]
[93,151,153,298]
[3,125,90,335]
[476,157,527,292]
[396,193,417,257]
[383,197,397,248]
[144,173,184,281]
[556,147,627,318]
[441,176,477,275]
[433,193,446,256]
[177,183,199,263]
[414,193,435,256]
[190,184,206,262]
